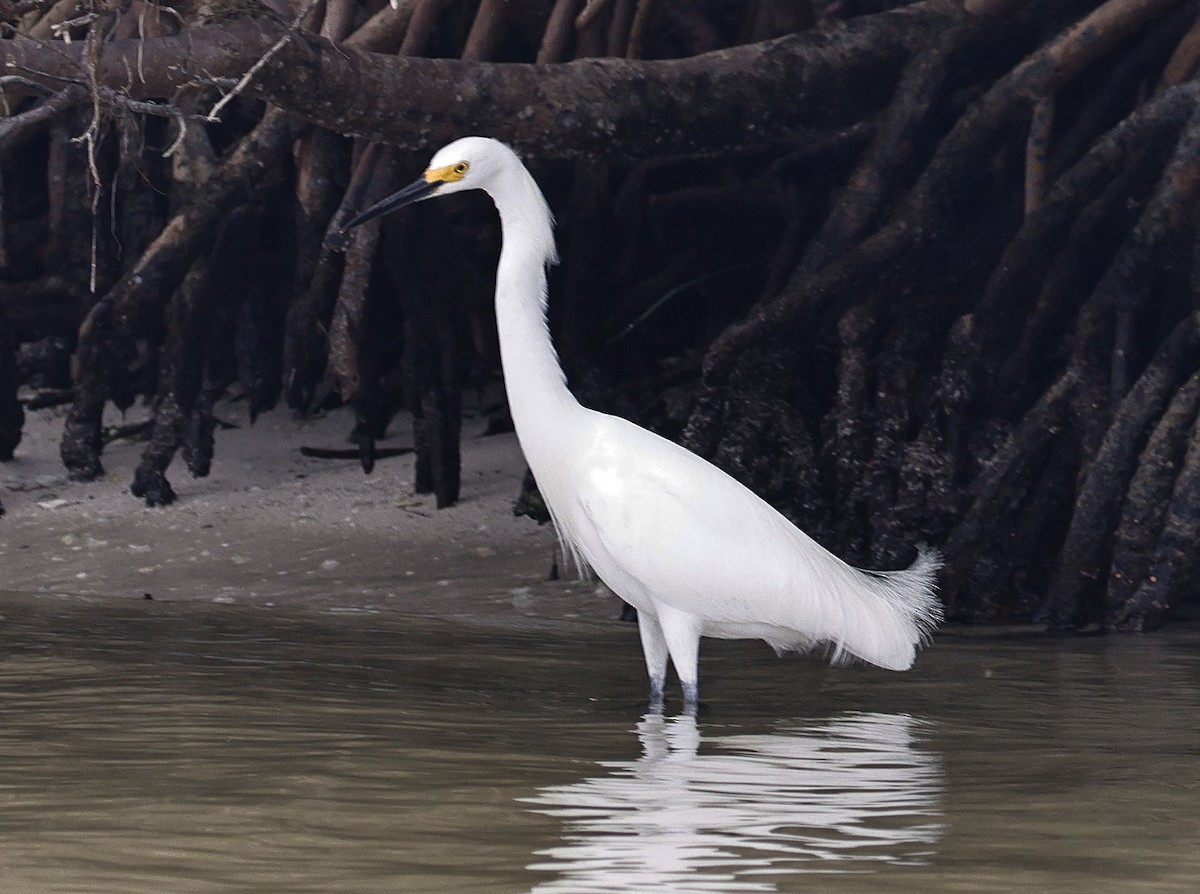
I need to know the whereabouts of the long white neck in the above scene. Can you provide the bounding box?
[485,160,582,461]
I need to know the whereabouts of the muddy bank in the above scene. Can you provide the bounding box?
[0,401,618,622]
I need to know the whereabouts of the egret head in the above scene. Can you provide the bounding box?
[336,137,512,238]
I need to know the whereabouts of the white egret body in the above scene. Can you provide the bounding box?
[341,137,942,706]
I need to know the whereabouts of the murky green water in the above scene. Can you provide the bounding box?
[0,594,1198,892]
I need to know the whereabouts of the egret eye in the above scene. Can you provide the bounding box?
[438,161,469,183]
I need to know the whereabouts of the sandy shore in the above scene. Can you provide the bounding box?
[0,398,621,623]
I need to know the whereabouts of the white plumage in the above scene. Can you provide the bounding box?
[341,136,942,706]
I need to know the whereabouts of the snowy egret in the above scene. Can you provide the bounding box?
[340,137,942,707]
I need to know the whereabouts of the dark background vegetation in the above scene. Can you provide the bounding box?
[2,0,1199,631]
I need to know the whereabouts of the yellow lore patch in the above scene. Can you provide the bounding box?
[425,162,469,184]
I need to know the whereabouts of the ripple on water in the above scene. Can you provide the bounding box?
[0,594,1198,893]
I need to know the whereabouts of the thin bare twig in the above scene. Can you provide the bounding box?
[0,75,58,96]
[136,1,181,84]
[0,84,85,149]
[51,12,101,42]
[94,87,207,156]
[75,17,105,294]
[205,0,323,123]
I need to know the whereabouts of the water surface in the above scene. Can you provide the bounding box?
[0,594,1197,892]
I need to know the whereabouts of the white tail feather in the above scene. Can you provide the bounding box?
[820,545,943,671]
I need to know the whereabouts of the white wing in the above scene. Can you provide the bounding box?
[563,412,940,670]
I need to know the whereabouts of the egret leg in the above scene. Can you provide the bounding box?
[657,605,701,707]
[636,610,669,705]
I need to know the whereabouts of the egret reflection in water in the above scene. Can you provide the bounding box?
[523,712,944,892]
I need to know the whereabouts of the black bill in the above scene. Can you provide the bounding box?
[330,176,441,248]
